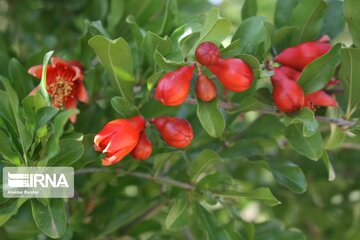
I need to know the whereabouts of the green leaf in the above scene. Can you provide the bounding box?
[143,32,173,66]
[320,0,345,38]
[325,107,346,150]
[49,138,84,166]
[107,0,124,32]
[272,26,298,46]
[31,199,67,238]
[230,88,272,114]
[290,0,326,44]
[344,0,360,47]
[153,50,186,71]
[339,48,360,116]
[269,161,307,194]
[233,16,271,57]
[88,20,111,38]
[241,0,257,20]
[188,149,220,182]
[35,107,59,129]
[8,58,34,100]
[0,129,21,166]
[39,50,53,102]
[72,134,101,170]
[153,151,183,176]
[0,199,27,226]
[274,0,299,28]
[189,8,231,55]
[111,96,139,118]
[284,124,323,161]
[126,15,145,50]
[22,94,47,130]
[196,172,233,190]
[88,36,134,100]
[194,203,232,240]
[196,99,225,138]
[147,71,163,91]
[165,194,189,231]
[39,109,78,165]
[214,187,281,206]
[321,151,336,181]
[298,43,341,94]
[159,0,178,35]
[282,108,319,137]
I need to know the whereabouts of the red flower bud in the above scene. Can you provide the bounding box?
[274,40,331,70]
[195,41,220,66]
[130,132,152,160]
[208,58,254,92]
[155,65,195,106]
[196,73,217,102]
[151,117,193,148]
[94,116,145,166]
[276,66,301,82]
[305,90,338,109]
[271,69,305,113]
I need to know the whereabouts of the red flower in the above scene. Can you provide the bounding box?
[196,72,217,102]
[94,116,145,166]
[130,132,153,160]
[195,41,220,66]
[28,57,89,122]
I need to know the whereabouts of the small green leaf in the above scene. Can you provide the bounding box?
[298,44,341,94]
[107,0,124,32]
[272,26,298,46]
[233,16,271,57]
[153,151,183,176]
[321,151,336,181]
[282,108,319,137]
[241,0,257,20]
[89,36,134,100]
[159,0,178,35]
[126,15,145,50]
[35,107,59,129]
[0,129,21,166]
[290,0,326,44]
[344,0,360,47]
[274,0,299,28]
[153,50,186,71]
[39,50,54,102]
[196,172,233,190]
[111,96,138,118]
[196,99,225,138]
[49,138,84,166]
[0,199,27,226]
[320,0,345,38]
[165,194,189,231]
[339,48,360,116]
[188,149,220,182]
[214,187,281,207]
[143,32,173,66]
[8,58,34,100]
[72,134,102,170]
[284,124,323,161]
[31,199,67,238]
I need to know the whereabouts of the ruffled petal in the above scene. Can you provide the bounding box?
[76,83,89,103]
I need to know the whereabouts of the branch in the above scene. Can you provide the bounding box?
[185,97,356,127]
[75,168,195,191]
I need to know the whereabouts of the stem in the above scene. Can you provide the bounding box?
[184,97,356,127]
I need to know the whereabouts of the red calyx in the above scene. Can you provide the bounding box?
[94,115,145,166]
[131,132,153,160]
[207,58,254,92]
[195,41,220,66]
[271,69,305,113]
[196,73,217,102]
[155,65,195,106]
[151,117,193,148]
[274,39,332,70]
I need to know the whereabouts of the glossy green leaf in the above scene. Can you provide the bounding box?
[215,187,281,206]
[143,32,173,66]
[49,138,84,166]
[242,0,257,20]
[0,129,21,166]
[298,43,341,94]
[153,151,183,176]
[233,16,271,57]
[290,0,326,44]
[339,48,360,116]
[111,96,138,118]
[274,0,299,28]
[320,0,345,38]
[189,8,231,55]
[107,0,124,32]
[31,199,67,238]
[35,107,59,129]
[126,15,145,50]
[188,149,220,182]
[89,35,134,100]
[165,194,189,231]
[230,88,272,114]
[196,99,225,138]
[344,0,360,47]
[0,199,27,226]
[284,124,323,160]
[153,50,186,71]
[283,108,319,137]
[194,203,232,240]
[8,58,34,100]
[159,0,178,35]
[72,134,101,170]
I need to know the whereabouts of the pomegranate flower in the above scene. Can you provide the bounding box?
[94,116,145,166]
[28,57,88,122]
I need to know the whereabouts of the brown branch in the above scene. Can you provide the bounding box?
[185,97,356,127]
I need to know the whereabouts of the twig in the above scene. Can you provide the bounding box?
[185,97,356,127]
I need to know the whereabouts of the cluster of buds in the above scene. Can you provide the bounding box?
[155,41,254,105]
[94,116,193,166]
[271,36,338,113]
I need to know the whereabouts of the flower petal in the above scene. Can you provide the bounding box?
[64,97,78,123]
[306,91,338,107]
[28,65,44,79]
[102,147,131,166]
[76,83,89,103]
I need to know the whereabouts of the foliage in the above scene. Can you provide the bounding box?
[0,0,360,239]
